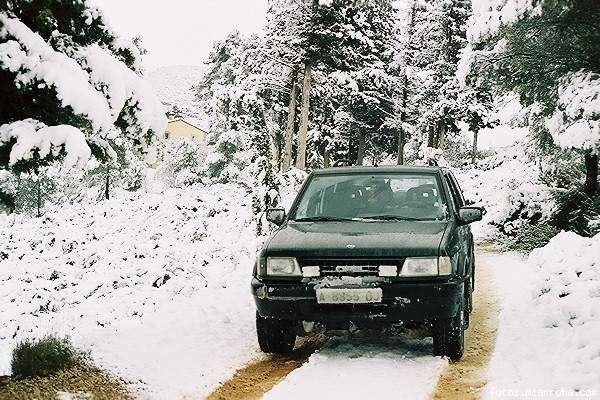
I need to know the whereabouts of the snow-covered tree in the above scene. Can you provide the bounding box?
[468,0,600,196]
[306,0,400,166]
[406,0,472,150]
[0,0,166,209]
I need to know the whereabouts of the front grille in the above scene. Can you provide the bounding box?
[321,264,379,277]
[301,260,400,277]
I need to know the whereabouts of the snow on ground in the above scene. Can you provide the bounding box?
[484,233,600,399]
[0,183,262,399]
[264,336,446,400]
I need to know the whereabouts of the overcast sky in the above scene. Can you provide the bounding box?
[90,0,269,71]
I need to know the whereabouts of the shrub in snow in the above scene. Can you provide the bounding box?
[507,223,559,253]
[0,170,16,213]
[493,183,555,236]
[11,335,86,378]
[206,130,252,184]
[550,188,600,237]
[157,137,206,188]
[455,144,556,237]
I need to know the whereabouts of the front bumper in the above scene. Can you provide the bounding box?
[252,277,464,325]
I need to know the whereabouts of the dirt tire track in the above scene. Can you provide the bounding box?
[431,246,500,400]
[205,335,326,400]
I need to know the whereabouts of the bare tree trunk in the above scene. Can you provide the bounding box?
[105,166,110,200]
[438,123,446,150]
[356,131,366,166]
[296,62,312,170]
[397,129,405,165]
[281,69,299,172]
[323,147,330,168]
[397,1,416,166]
[472,130,478,165]
[427,125,435,148]
[584,150,599,197]
[36,177,41,218]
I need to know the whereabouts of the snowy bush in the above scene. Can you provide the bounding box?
[507,223,560,253]
[493,183,555,236]
[550,188,600,237]
[11,336,85,378]
[0,170,16,213]
[455,144,555,237]
[206,130,252,184]
[157,138,206,188]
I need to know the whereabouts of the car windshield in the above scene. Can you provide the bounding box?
[293,173,447,221]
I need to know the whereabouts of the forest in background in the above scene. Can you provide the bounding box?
[195,0,600,241]
[1,0,599,247]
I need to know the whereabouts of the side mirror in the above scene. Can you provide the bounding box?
[266,208,286,226]
[458,207,483,225]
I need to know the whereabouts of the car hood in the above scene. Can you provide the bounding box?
[266,221,447,259]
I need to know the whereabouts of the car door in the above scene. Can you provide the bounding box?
[443,171,473,280]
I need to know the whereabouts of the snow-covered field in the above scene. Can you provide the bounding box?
[0,184,262,398]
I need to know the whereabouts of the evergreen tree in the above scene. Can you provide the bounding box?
[469,0,600,196]
[0,0,166,209]
[407,0,472,151]
[307,0,400,166]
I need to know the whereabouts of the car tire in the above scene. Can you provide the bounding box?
[256,312,296,354]
[432,298,465,361]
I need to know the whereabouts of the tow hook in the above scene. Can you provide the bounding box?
[255,285,267,299]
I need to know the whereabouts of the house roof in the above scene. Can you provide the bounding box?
[167,118,209,134]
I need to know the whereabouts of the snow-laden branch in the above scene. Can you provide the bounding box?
[0,119,91,168]
[0,12,166,169]
[545,71,600,152]
[468,0,544,42]
[0,14,114,133]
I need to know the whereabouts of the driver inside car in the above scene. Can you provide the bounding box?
[365,179,393,213]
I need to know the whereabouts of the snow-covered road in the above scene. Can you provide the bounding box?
[264,336,446,400]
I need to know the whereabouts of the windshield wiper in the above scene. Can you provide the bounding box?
[362,215,424,221]
[294,216,360,222]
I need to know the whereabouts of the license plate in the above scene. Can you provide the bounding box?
[316,288,382,304]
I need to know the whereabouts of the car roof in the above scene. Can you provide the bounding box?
[311,165,445,175]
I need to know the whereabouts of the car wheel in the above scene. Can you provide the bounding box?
[432,298,465,361]
[256,312,296,354]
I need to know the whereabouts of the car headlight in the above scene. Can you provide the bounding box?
[266,257,301,277]
[401,257,452,277]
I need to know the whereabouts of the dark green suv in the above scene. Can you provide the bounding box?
[251,166,482,360]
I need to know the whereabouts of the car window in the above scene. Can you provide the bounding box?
[449,173,466,206]
[293,173,447,221]
[444,174,463,211]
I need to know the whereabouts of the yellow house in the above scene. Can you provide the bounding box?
[164,118,209,145]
